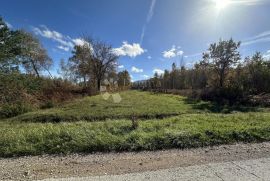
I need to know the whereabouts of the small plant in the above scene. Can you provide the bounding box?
[131,114,138,130]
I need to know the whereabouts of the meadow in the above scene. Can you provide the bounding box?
[1,90,270,157]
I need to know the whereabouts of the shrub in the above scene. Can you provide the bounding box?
[40,101,54,109]
[0,103,33,118]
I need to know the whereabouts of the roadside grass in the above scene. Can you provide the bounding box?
[8,91,202,122]
[1,112,270,157]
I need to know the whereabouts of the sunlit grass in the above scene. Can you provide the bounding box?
[1,112,270,157]
[9,91,202,122]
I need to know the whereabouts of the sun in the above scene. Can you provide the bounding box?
[215,0,231,10]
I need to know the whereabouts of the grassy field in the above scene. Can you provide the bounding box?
[9,91,203,122]
[1,90,270,157]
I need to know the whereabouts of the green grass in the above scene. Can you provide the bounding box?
[1,90,269,157]
[9,91,203,122]
[1,112,270,157]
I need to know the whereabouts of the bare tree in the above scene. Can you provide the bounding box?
[68,37,118,91]
[83,37,118,91]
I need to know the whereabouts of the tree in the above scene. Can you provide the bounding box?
[163,69,170,90]
[20,31,52,77]
[170,63,177,89]
[203,39,241,88]
[0,17,23,73]
[152,72,161,89]
[85,37,118,91]
[243,52,270,93]
[68,37,118,91]
[68,44,92,86]
[117,70,131,88]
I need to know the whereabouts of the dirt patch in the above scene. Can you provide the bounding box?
[1,142,270,180]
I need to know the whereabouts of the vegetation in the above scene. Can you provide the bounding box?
[8,91,200,122]
[0,17,131,117]
[133,39,270,105]
[1,112,270,157]
[1,16,270,157]
[0,90,268,157]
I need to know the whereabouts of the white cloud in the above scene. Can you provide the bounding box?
[231,0,267,6]
[72,38,90,47]
[263,50,270,59]
[33,26,74,51]
[6,22,12,29]
[140,25,146,45]
[147,55,152,59]
[177,50,184,56]
[163,45,184,59]
[131,66,143,73]
[242,30,270,46]
[57,45,69,52]
[118,65,124,69]
[140,0,157,44]
[153,68,164,75]
[142,75,149,79]
[113,42,145,57]
[33,25,90,52]
[147,0,156,23]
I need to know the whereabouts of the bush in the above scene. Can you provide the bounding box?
[200,87,244,105]
[0,103,33,118]
[40,101,54,109]
[0,73,82,118]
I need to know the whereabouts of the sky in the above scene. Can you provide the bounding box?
[1,0,270,81]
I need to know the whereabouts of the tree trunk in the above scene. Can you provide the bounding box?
[31,60,39,77]
[97,78,101,91]
[219,68,225,88]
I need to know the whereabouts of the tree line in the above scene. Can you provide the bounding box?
[133,39,270,104]
[0,17,130,117]
[0,17,131,90]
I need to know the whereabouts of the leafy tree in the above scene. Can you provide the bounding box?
[0,17,22,73]
[117,70,131,88]
[243,52,270,93]
[68,44,92,86]
[170,63,177,89]
[203,39,241,88]
[20,31,52,77]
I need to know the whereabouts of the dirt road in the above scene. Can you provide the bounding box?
[41,157,270,181]
[1,142,270,180]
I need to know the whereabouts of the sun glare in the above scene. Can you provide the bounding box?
[215,0,231,10]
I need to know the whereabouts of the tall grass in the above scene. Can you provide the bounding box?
[1,112,270,157]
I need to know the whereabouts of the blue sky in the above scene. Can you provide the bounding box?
[1,0,270,81]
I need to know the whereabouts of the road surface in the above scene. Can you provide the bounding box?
[1,142,270,180]
[41,157,270,181]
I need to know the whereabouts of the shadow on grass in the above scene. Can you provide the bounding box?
[183,98,260,113]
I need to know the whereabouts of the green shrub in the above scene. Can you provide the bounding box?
[0,103,33,118]
[40,101,54,109]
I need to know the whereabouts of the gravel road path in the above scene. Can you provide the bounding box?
[41,157,270,181]
[1,142,270,180]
